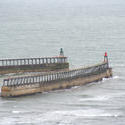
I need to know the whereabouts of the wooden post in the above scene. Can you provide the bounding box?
[53,58,55,63]
[28,77,31,84]
[34,59,36,64]
[45,75,47,82]
[12,59,15,66]
[38,58,40,64]
[55,58,57,63]
[2,60,5,66]
[51,74,53,81]
[31,59,33,65]
[40,58,43,64]
[48,75,50,82]
[17,59,19,65]
[0,60,2,66]
[3,80,6,86]
[53,74,55,80]
[32,77,34,83]
[27,59,29,65]
[9,60,11,66]
[48,58,51,63]
[43,58,45,64]
[42,75,44,82]
[56,58,58,63]
[13,59,16,66]
[46,58,48,64]
[20,59,22,65]
[20,78,23,85]
[63,58,65,63]
[5,60,7,66]
[5,79,9,86]
[16,78,19,86]
[7,80,9,86]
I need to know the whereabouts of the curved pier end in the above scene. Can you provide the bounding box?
[106,68,112,78]
[1,62,113,97]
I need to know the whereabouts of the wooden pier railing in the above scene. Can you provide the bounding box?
[2,62,109,87]
[0,57,68,66]
[0,57,69,74]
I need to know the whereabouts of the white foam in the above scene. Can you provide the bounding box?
[102,77,112,82]
[79,95,111,101]
[102,76,117,82]
[102,78,108,81]
[72,86,79,89]
[113,76,119,79]
[12,110,21,114]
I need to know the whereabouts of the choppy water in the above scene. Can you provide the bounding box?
[0,0,125,124]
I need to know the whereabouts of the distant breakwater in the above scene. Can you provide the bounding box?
[0,57,69,74]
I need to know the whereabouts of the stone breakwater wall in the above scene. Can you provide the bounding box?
[0,57,69,74]
[1,62,112,97]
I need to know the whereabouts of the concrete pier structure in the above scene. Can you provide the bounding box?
[0,49,69,74]
[1,62,112,97]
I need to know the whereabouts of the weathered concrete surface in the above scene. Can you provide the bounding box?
[1,68,112,97]
[0,63,69,75]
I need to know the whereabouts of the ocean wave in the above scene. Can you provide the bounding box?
[79,95,111,102]
[12,110,21,114]
[111,64,125,67]
[41,109,121,122]
[1,109,122,124]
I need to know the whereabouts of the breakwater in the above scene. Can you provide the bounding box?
[0,57,69,74]
[1,62,112,97]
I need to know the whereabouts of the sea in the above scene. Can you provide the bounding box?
[0,0,125,124]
